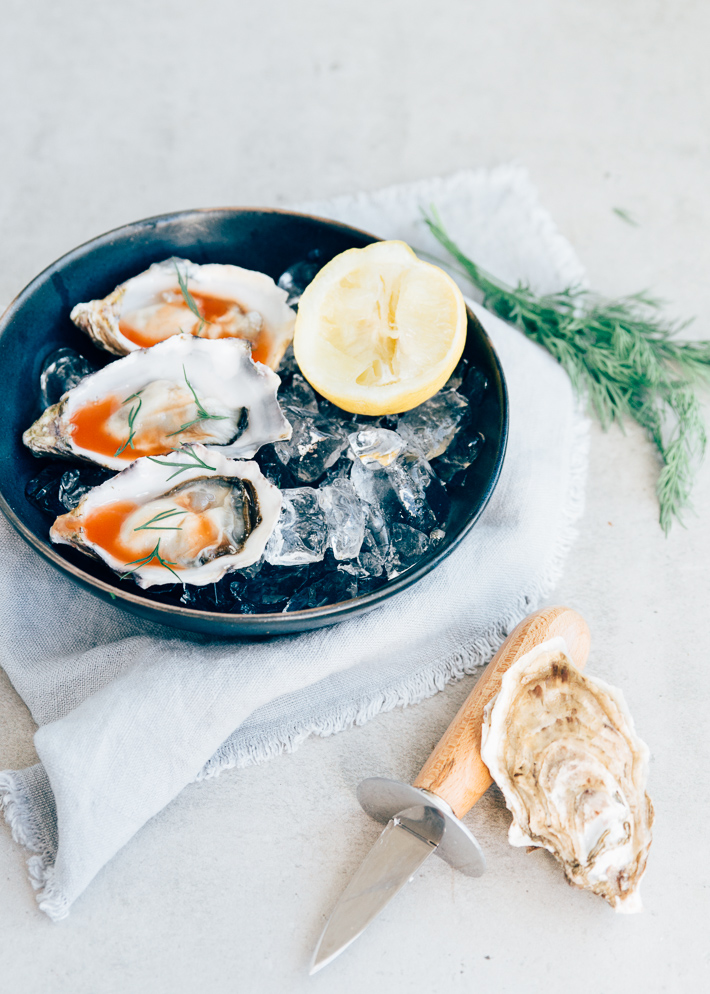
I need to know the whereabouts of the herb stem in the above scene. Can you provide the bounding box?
[115,394,143,457]
[423,206,710,531]
[165,366,228,438]
[120,538,181,582]
[147,446,217,481]
[175,263,207,336]
[133,508,186,532]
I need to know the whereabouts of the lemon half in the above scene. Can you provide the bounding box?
[293,240,467,415]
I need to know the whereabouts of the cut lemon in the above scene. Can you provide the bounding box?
[293,240,467,415]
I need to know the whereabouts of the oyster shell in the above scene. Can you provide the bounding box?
[50,445,281,587]
[480,638,653,913]
[23,335,291,471]
[70,258,296,370]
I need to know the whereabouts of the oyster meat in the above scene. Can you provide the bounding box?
[480,638,653,913]
[23,335,291,471]
[70,258,296,370]
[50,445,281,587]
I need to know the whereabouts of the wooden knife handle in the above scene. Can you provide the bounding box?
[412,606,590,819]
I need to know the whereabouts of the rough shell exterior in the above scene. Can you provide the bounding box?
[23,335,291,471]
[50,445,282,588]
[70,257,296,370]
[481,638,653,913]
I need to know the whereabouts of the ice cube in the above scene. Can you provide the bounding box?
[25,465,67,517]
[26,464,113,516]
[274,412,349,483]
[316,397,357,422]
[318,451,355,487]
[391,522,431,564]
[254,444,296,490]
[348,427,405,467]
[180,578,239,612]
[281,372,319,413]
[317,478,366,560]
[433,431,485,484]
[350,457,389,508]
[284,568,359,612]
[352,504,400,578]
[351,450,450,533]
[232,560,265,581]
[276,344,299,381]
[397,389,470,460]
[263,487,328,565]
[230,563,311,612]
[430,527,446,546]
[399,452,451,526]
[277,251,324,306]
[40,348,95,409]
[445,355,470,391]
[460,366,488,405]
[58,466,114,510]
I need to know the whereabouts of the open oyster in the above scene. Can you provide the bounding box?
[50,445,281,587]
[481,638,653,913]
[70,258,296,370]
[23,335,291,471]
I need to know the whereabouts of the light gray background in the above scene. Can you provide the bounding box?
[1,1,709,991]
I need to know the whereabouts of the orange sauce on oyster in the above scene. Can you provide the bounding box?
[249,336,271,366]
[79,496,220,572]
[69,396,188,461]
[81,500,143,564]
[118,290,272,364]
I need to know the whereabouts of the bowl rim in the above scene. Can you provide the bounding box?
[0,206,508,633]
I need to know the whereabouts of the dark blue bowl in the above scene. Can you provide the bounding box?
[0,209,508,636]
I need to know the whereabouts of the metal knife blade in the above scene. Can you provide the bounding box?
[310,805,445,974]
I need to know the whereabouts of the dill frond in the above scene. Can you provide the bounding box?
[423,207,710,531]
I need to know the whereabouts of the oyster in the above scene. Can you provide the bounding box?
[70,258,296,370]
[480,638,653,913]
[23,335,291,471]
[50,445,281,587]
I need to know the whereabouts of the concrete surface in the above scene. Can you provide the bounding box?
[1,0,709,991]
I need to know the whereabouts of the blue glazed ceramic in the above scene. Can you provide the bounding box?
[0,209,507,636]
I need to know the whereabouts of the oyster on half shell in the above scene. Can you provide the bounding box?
[480,638,653,913]
[70,258,296,370]
[50,445,281,587]
[23,335,291,472]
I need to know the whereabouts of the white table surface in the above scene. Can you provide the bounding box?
[1,1,709,991]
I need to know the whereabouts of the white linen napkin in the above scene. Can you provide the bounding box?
[0,166,589,920]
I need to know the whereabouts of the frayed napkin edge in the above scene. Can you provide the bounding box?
[1,401,589,922]
[0,770,69,920]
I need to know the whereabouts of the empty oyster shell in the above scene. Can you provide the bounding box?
[70,258,296,370]
[23,335,291,471]
[480,638,653,913]
[50,445,281,587]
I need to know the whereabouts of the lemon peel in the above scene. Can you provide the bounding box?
[293,241,467,415]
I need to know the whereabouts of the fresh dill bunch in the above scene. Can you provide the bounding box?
[423,207,710,532]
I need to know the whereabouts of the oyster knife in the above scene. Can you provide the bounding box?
[311,606,591,974]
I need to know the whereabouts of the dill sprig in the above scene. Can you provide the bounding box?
[114,391,144,457]
[133,508,186,532]
[120,538,181,582]
[175,263,206,336]
[612,206,639,227]
[423,207,710,531]
[166,366,228,437]
[147,446,217,481]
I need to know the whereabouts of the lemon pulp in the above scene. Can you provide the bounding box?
[293,241,467,415]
